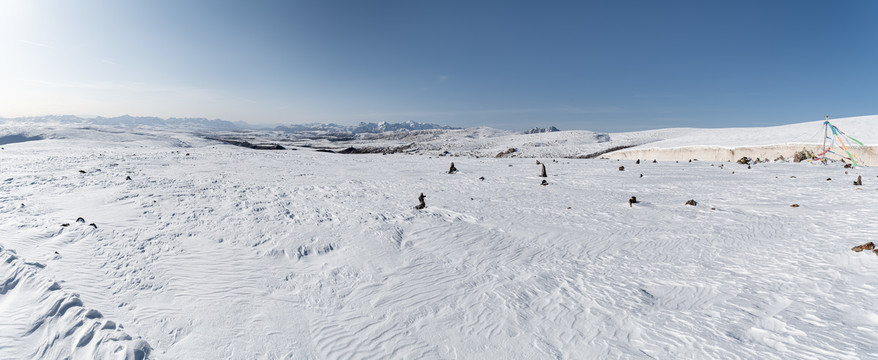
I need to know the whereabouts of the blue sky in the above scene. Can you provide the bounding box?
[1,0,876,131]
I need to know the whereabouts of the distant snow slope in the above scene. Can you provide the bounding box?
[2,122,878,358]
[604,115,878,164]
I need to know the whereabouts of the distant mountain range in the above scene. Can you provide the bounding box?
[274,121,458,134]
[0,115,244,130]
[1,115,460,134]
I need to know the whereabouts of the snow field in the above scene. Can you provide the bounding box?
[1,126,878,358]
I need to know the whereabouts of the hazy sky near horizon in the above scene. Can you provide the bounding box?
[1,0,876,131]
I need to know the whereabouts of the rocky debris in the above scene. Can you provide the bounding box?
[854,175,863,186]
[793,149,816,163]
[790,204,800,208]
[540,164,547,178]
[540,180,549,186]
[126,175,132,181]
[208,137,286,150]
[495,148,516,158]
[852,242,875,252]
[628,196,638,207]
[61,223,70,227]
[775,155,785,161]
[448,162,458,174]
[619,166,625,171]
[685,199,697,206]
[338,143,414,154]
[415,193,426,210]
[737,157,752,165]
[76,217,85,223]
[844,163,852,169]
[89,223,97,229]
[635,159,640,164]
[78,170,87,174]
[479,176,485,181]
[826,178,831,181]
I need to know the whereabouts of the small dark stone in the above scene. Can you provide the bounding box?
[479,176,485,181]
[639,174,643,178]
[635,159,640,164]
[61,223,70,227]
[854,175,862,186]
[79,170,87,174]
[76,217,85,223]
[88,223,97,228]
[415,193,426,210]
[540,164,547,178]
[540,180,549,186]
[448,162,458,174]
[685,199,697,206]
[826,178,831,181]
[125,176,132,181]
[653,160,657,163]
[628,196,637,207]
[790,204,800,208]
[618,166,625,171]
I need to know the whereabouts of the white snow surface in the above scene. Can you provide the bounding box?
[2,121,878,359]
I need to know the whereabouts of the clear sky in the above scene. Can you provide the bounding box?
[1,0,876,131]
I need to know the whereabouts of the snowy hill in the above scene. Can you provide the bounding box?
[604,115,878,164]
[2,118,878,358]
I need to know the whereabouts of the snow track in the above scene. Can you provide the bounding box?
[2,124,878,358]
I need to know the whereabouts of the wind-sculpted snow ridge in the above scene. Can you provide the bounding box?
[0,246,152,359]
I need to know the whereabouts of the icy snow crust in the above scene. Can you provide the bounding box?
[2,121,878,358]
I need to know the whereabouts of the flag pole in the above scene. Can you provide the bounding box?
[822,114,829,163]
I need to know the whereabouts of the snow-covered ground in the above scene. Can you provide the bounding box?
[2,121,878,359]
